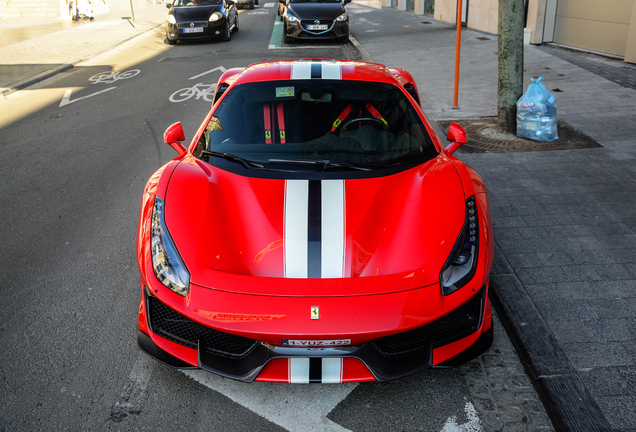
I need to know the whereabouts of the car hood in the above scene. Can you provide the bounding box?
[171,5,222,21]
[287,3,345,20]
[164,156,466,294]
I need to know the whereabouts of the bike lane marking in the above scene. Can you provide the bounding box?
[59,87,116,107]
[189,66,227,81]
[59,69,139,107]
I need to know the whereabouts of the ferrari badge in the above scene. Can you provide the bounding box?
[311,306,319,320]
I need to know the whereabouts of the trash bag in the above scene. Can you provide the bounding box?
[516,76,558,142]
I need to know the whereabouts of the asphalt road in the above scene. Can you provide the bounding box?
[0,6,552,431]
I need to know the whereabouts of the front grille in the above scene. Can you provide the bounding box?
[176,21,208,28]
[371,288,485,358]
[147,296,259,359]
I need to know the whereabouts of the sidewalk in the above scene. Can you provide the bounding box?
[347,4,636,430]
[0,0,167,95]
[2,3,636,429]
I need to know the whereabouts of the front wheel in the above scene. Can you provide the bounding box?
[222,22,231,41]
[166,36,176,45]
[234,14,239,32]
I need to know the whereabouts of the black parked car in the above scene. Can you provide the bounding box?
[279,0,350,43]
[165,0,238,45]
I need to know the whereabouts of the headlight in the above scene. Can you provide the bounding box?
[166,14,176,24]
[336,13,347,22]
[287,15,298,23]
[209,12,223,21]
[151,197,190,296]
[440,196,479,295]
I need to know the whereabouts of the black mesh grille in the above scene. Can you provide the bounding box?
[176,21,208,28]
[301,20,333,27]
[148,297,259,359]
[371,288,485,358]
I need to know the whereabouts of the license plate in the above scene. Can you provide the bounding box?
[282,339,351,346]
[183,27,203,33]
[307,24,328,30]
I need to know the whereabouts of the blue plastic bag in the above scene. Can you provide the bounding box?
[516,77,558,142]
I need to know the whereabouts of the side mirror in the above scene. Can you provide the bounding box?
[165,2,172,7]
[445,122,466,155]
[226,0,235,4]
[344,0,351,4]
[164,122,187,156]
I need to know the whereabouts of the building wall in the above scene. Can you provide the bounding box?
[431,0,636,63]
[552,0,633,57]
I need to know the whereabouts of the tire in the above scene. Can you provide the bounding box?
[249,1,254,8]
[222,22,231,41]
[167,37,176,45]
[234,14,239,32]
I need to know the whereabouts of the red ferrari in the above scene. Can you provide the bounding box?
[136,59,494,383]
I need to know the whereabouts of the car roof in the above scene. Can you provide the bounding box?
[231,59,399,86]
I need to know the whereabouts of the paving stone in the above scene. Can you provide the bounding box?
[562,342,635,368]
[583,319,634,341]
[595,396,636,429]
[548,320,597,344]
[578,367,636,397]
[536,299,597,321]
[506,253,543,269]
[588,298,635,319]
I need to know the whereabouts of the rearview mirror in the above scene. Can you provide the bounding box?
[164,122,187,156]
[445,122,466,155]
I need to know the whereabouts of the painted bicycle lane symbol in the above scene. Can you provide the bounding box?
[169,83,217,102]
[89,69,140,84]
[169,66,227,103]
[59,68,141,107]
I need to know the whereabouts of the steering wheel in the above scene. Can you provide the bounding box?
[338,117,389,134]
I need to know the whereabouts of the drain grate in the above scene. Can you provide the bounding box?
[437,118,603,153]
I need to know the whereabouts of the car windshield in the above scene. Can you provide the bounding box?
[194,79,438,171]
[172,0,221,6]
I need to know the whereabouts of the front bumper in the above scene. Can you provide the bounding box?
[285,19,349,40]
[137,284,492,382]
[165,19,227,41]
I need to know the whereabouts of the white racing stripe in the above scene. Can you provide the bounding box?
[321,62,343,80]
[321,180,345,278]
[322,358,343,383]
[291,62,312,80]
[285,180,308,278]
[290,358,310,383]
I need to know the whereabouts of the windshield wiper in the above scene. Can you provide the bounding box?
[267,158,388,171]
[201,150,263,169]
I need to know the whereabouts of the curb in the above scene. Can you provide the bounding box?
[349,33,373,63]
[489,245,613,431]
[1,23,162,98]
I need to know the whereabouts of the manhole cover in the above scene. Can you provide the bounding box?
[437,118,603,153]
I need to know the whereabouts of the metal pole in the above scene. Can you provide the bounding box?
[453,0,463,108]
[130,0,136,22]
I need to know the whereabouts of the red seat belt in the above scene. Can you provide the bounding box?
[276,103,286,144]
[365,103,389,129]
[331,104,353,132]
[264,104,273,144]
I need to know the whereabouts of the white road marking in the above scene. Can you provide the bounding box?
[264,2,276,6]
[182,370,357,432]
[440,402,483,432]
[109,355,154,422]
[59,87,116,107]
[248,10,270,14]
[189,66,227,80]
